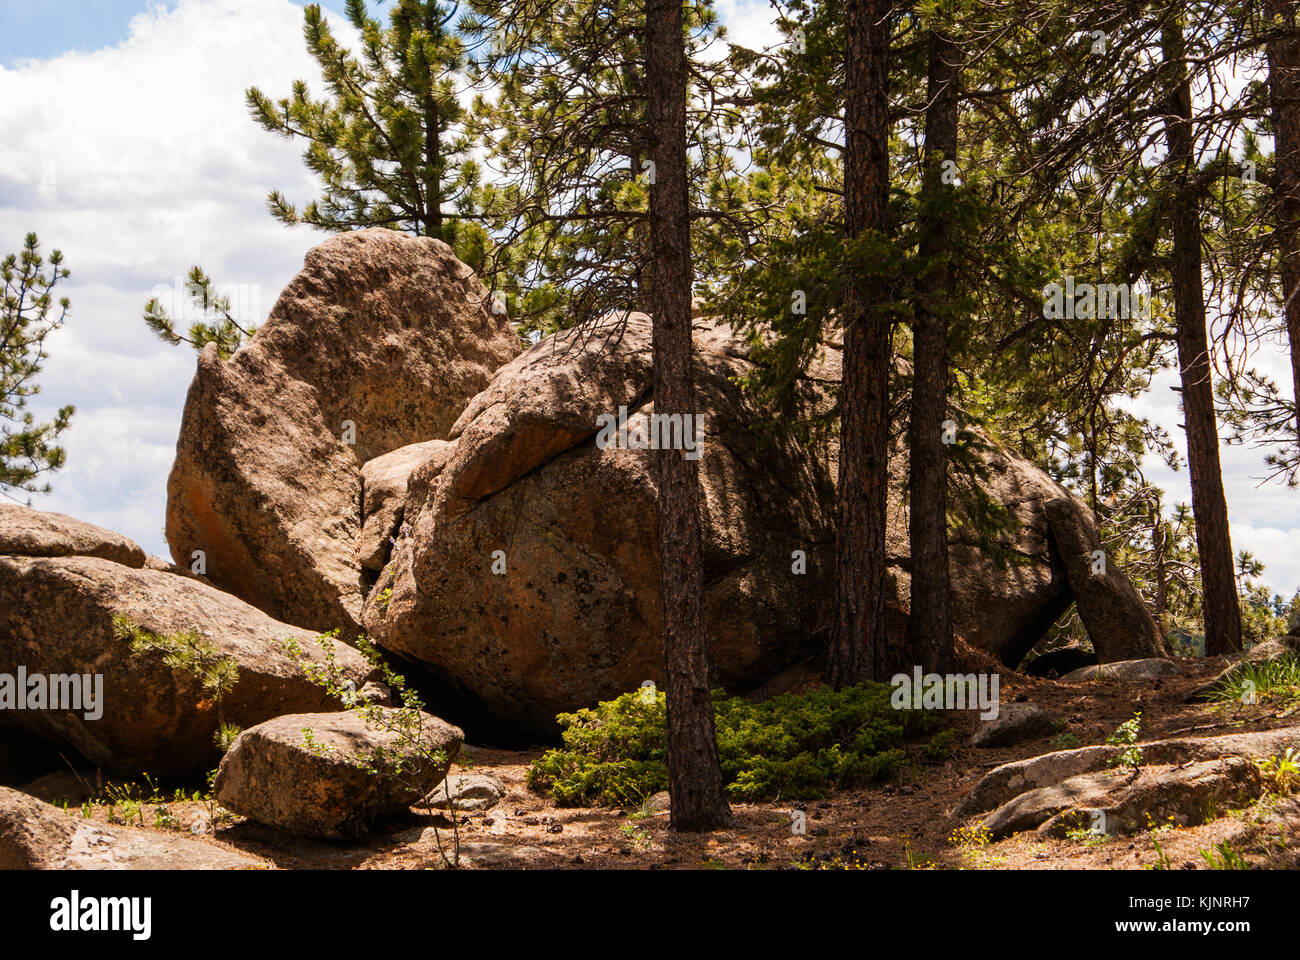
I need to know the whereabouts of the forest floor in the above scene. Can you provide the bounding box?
[63,656,1300,869]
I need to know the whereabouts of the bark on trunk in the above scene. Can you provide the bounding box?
[907,28,960,674]
[645,0,731,831]
[1266,0,1300,451]
[829,0,894,688]
[1162,18,1242,656]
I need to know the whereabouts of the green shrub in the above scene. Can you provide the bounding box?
[527,683,950,806]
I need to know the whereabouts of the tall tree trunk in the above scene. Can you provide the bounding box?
[907,28,960,674]
[419,3,446,239]
[645,0,731,831]
[829,0,894,688]
[1162,18,1242,656]
[1266,0,1300,450]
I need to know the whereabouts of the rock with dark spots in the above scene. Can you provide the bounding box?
[1042,497,1169,662]
[165,229,520,634]
[358,440,453,572]
[0,504,144,568]
[214,709,463,838]
[971,703,1055,748]
[383,317,836,736]
[1061,658,1186,683]
[0,555,377,776]
[381,318,1163,736]
[0,786,266,869]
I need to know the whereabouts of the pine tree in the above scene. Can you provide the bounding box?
[245,0,487,257]
[828,0,895,687]
[468,0,736,829]
[1,233,73,497]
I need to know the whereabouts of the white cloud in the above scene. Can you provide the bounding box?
[0,0,354,558]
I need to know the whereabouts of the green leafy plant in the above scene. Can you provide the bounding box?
[1208,656,1300,711]
[1199,841,1250,870]
[1106,711,1144,773]
[278,630,462,867]
[527,683,948,807]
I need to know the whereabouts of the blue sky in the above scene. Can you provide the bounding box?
[0,0,355,65]
[0,0,1296,602]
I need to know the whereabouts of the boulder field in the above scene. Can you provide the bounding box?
[155,233,1164,738]
[0,229,1173,788]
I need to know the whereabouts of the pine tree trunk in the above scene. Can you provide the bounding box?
[1267,0,1300,451]
[645,0,731,831]
[829,0,894,688]
[907,29,959,674]
[1162,18,1242,656]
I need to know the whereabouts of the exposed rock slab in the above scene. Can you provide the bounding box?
[0,787,266,869]
[0,555,376,776]
[1061,658,1186,682]
[981,758,1263,839]
[0,504,144,568]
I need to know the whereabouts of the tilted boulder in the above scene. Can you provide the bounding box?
[214,709,463,838]
[380,316,837,736]
[0,504,145,568]
[165,229,521,634]
[0,555,377,776]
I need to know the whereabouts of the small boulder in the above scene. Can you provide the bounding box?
[971,703,1055,748]
[0,555,377,776]
[427,772,506,812]
[214,709,463,839]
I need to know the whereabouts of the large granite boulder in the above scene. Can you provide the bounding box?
[379,316,836,736]
[165,229,521,635]
[0,555,377,776]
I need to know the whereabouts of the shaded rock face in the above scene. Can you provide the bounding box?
[0,555,376,777]
[0,505,145,568]
[165,229,521,635]
[970,703,1054,748]
[358,440,453,573]
[1042,497,1168,661]
[380,316,837,736]
[214,709,463,838]
[0,787,265,869]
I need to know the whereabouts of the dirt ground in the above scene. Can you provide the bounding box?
[64,657,1300,869]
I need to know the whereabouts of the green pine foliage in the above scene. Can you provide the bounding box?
[527,684,954,806]
[0,233,73,497]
